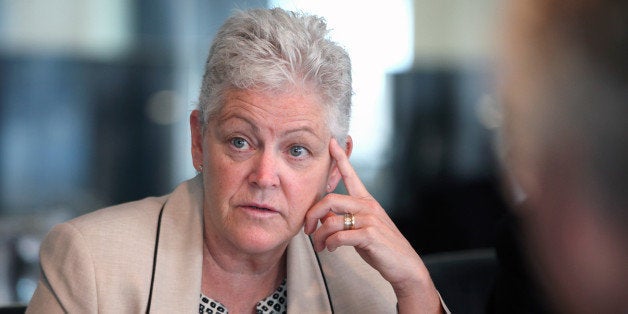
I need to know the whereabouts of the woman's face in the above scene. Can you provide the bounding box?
[191,87,343,256]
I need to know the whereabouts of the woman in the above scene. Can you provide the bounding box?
[27,8,445,313]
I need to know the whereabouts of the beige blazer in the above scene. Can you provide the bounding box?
[26,176,398,313]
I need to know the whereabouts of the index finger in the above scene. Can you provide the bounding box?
[330,138,371,198]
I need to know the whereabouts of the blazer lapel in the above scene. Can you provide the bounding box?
[286,231,332,314]
[150,176,205,313]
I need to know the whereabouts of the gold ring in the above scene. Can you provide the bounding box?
[343,213,355,230]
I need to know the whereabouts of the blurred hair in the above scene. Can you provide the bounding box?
[518,0,628,224]
[197,7,353,142]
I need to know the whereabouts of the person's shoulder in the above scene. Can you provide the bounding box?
[34,195,172,312]
[47,176,201,244]
[68,195,167,232]
[41,195,167,251]
[70,176,202,229]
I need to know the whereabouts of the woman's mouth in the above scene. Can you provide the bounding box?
[240,203,280,216]
[250,205,271,211]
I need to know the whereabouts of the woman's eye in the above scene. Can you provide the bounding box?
[230,137,249,149]
[289,145,308,157]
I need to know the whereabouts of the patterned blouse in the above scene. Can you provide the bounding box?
[199,278,287,314]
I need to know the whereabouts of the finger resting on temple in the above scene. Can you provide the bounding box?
[329,139,371,198]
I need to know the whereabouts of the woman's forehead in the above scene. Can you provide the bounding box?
[213,88,329,135]
[221,88,322,114]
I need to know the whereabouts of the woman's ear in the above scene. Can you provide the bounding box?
[190,110,204,172]
[326,136,353,192]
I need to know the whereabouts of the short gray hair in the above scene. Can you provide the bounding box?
[197,7,353,142]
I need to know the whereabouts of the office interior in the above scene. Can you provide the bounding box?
[0,1,507,312]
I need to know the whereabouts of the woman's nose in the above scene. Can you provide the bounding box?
[248,149,280,189]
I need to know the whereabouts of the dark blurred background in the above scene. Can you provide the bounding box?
[0,0,507,311]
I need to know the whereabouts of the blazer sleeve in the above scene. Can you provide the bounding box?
[26,222,99,313]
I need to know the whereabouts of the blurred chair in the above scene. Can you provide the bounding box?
[423,248,498,314]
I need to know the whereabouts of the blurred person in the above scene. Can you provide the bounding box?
[26,8,447,313]
[497,0,628,313]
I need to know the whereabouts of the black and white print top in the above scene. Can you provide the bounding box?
[199,278,287,314]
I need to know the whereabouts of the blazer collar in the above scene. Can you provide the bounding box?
[151,175,204,313]
[286,231,333,313]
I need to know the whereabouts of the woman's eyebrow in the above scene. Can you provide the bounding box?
[216,113,323,141]
[216,114,260,133]
[281,127,323,141]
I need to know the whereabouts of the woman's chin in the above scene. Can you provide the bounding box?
[230,227,293,255]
